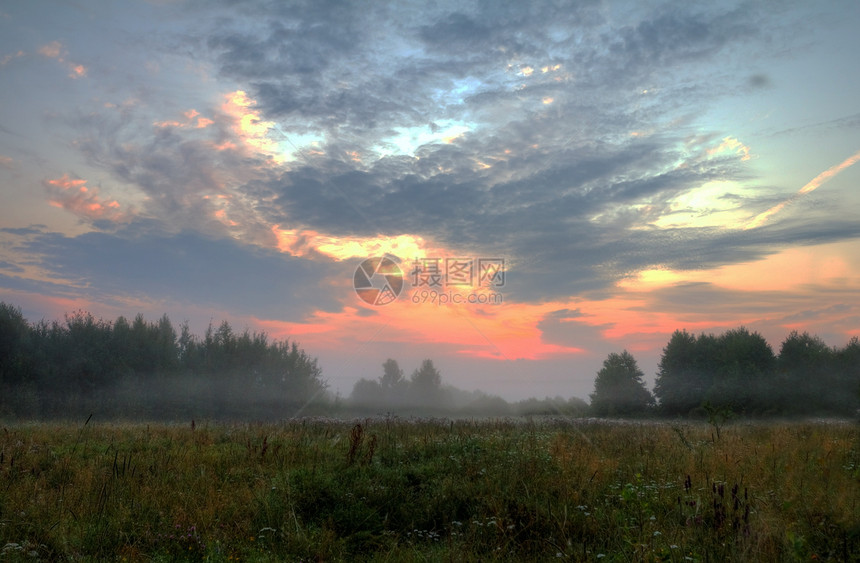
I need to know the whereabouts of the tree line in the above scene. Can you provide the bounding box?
[0,302,327,419]
[349,358,589,416]
[590,327,860,417]
[3,301,857,420]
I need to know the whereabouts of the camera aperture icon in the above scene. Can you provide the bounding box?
[353,256,404,306]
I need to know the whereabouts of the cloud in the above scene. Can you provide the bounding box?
[0,50,24,67]
[745,149,860,229]
[37,40,87,78]
[0,261,24,273]
[37,41,63,59]
[153,108,213,130]
[44,174,129,224]
[35,0,859,312]
[63,98,284,245]
[767,112,860,138]
[12,227,343,320]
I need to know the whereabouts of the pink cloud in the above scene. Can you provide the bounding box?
[154,108,213,129]
[45,174,129,223]
[0,50,24,67]
[37,41,87,79]
[37,41,63,59]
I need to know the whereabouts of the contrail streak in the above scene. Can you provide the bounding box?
[744,149,860,230]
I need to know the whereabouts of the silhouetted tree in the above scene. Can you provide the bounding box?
[0,303,37,415]
[654,330,712,415]
[837,337,860,413]
[777,331,840,414]
[408,359,445,407]
[706,327,776,413]
[351,378,383,406]
[380,358,407,401]
[0,302,328,419]
[0,303,31,386]
[590,350,654,416]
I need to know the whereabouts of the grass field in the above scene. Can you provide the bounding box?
[1,417,858,561]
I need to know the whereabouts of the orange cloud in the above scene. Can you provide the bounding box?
[69,64,87,78]
[706,136,751,161]
[37,41,87,79]
[257,232,587,361]
[0,50,24,66]
[213,207,239,227]
[221,90,284,164]
[154,108,213,129]
[798,149,860,194]
[38,41,63,59]
[45,174,128,223]
[272,226,448,261]
[252,235,860,372]
[254,296,583,362]
[0,154,16,169]
[153,119,185,128]
[609,238,860,348]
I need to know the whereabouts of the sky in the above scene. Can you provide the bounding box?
[1,0,859,401]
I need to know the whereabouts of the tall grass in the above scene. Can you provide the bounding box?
[0,417,857,561]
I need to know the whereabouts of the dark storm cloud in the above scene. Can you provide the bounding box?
[16,228,341,319]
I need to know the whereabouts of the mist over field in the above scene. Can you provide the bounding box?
[2,302,857,422]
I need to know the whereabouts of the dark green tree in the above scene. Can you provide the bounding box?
[380,358,407,401]
[777,331,837,414]
[654,330,713,414]
[590,350,654,416]
[0,302,329,419]
[351,378,383,406]
[408,359,445,407]
[0,303,37,415]
[836,337,860,413]
[0,303,31,386]
[706,327,776,413]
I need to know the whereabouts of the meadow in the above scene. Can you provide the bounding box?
[1,417,858,561]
